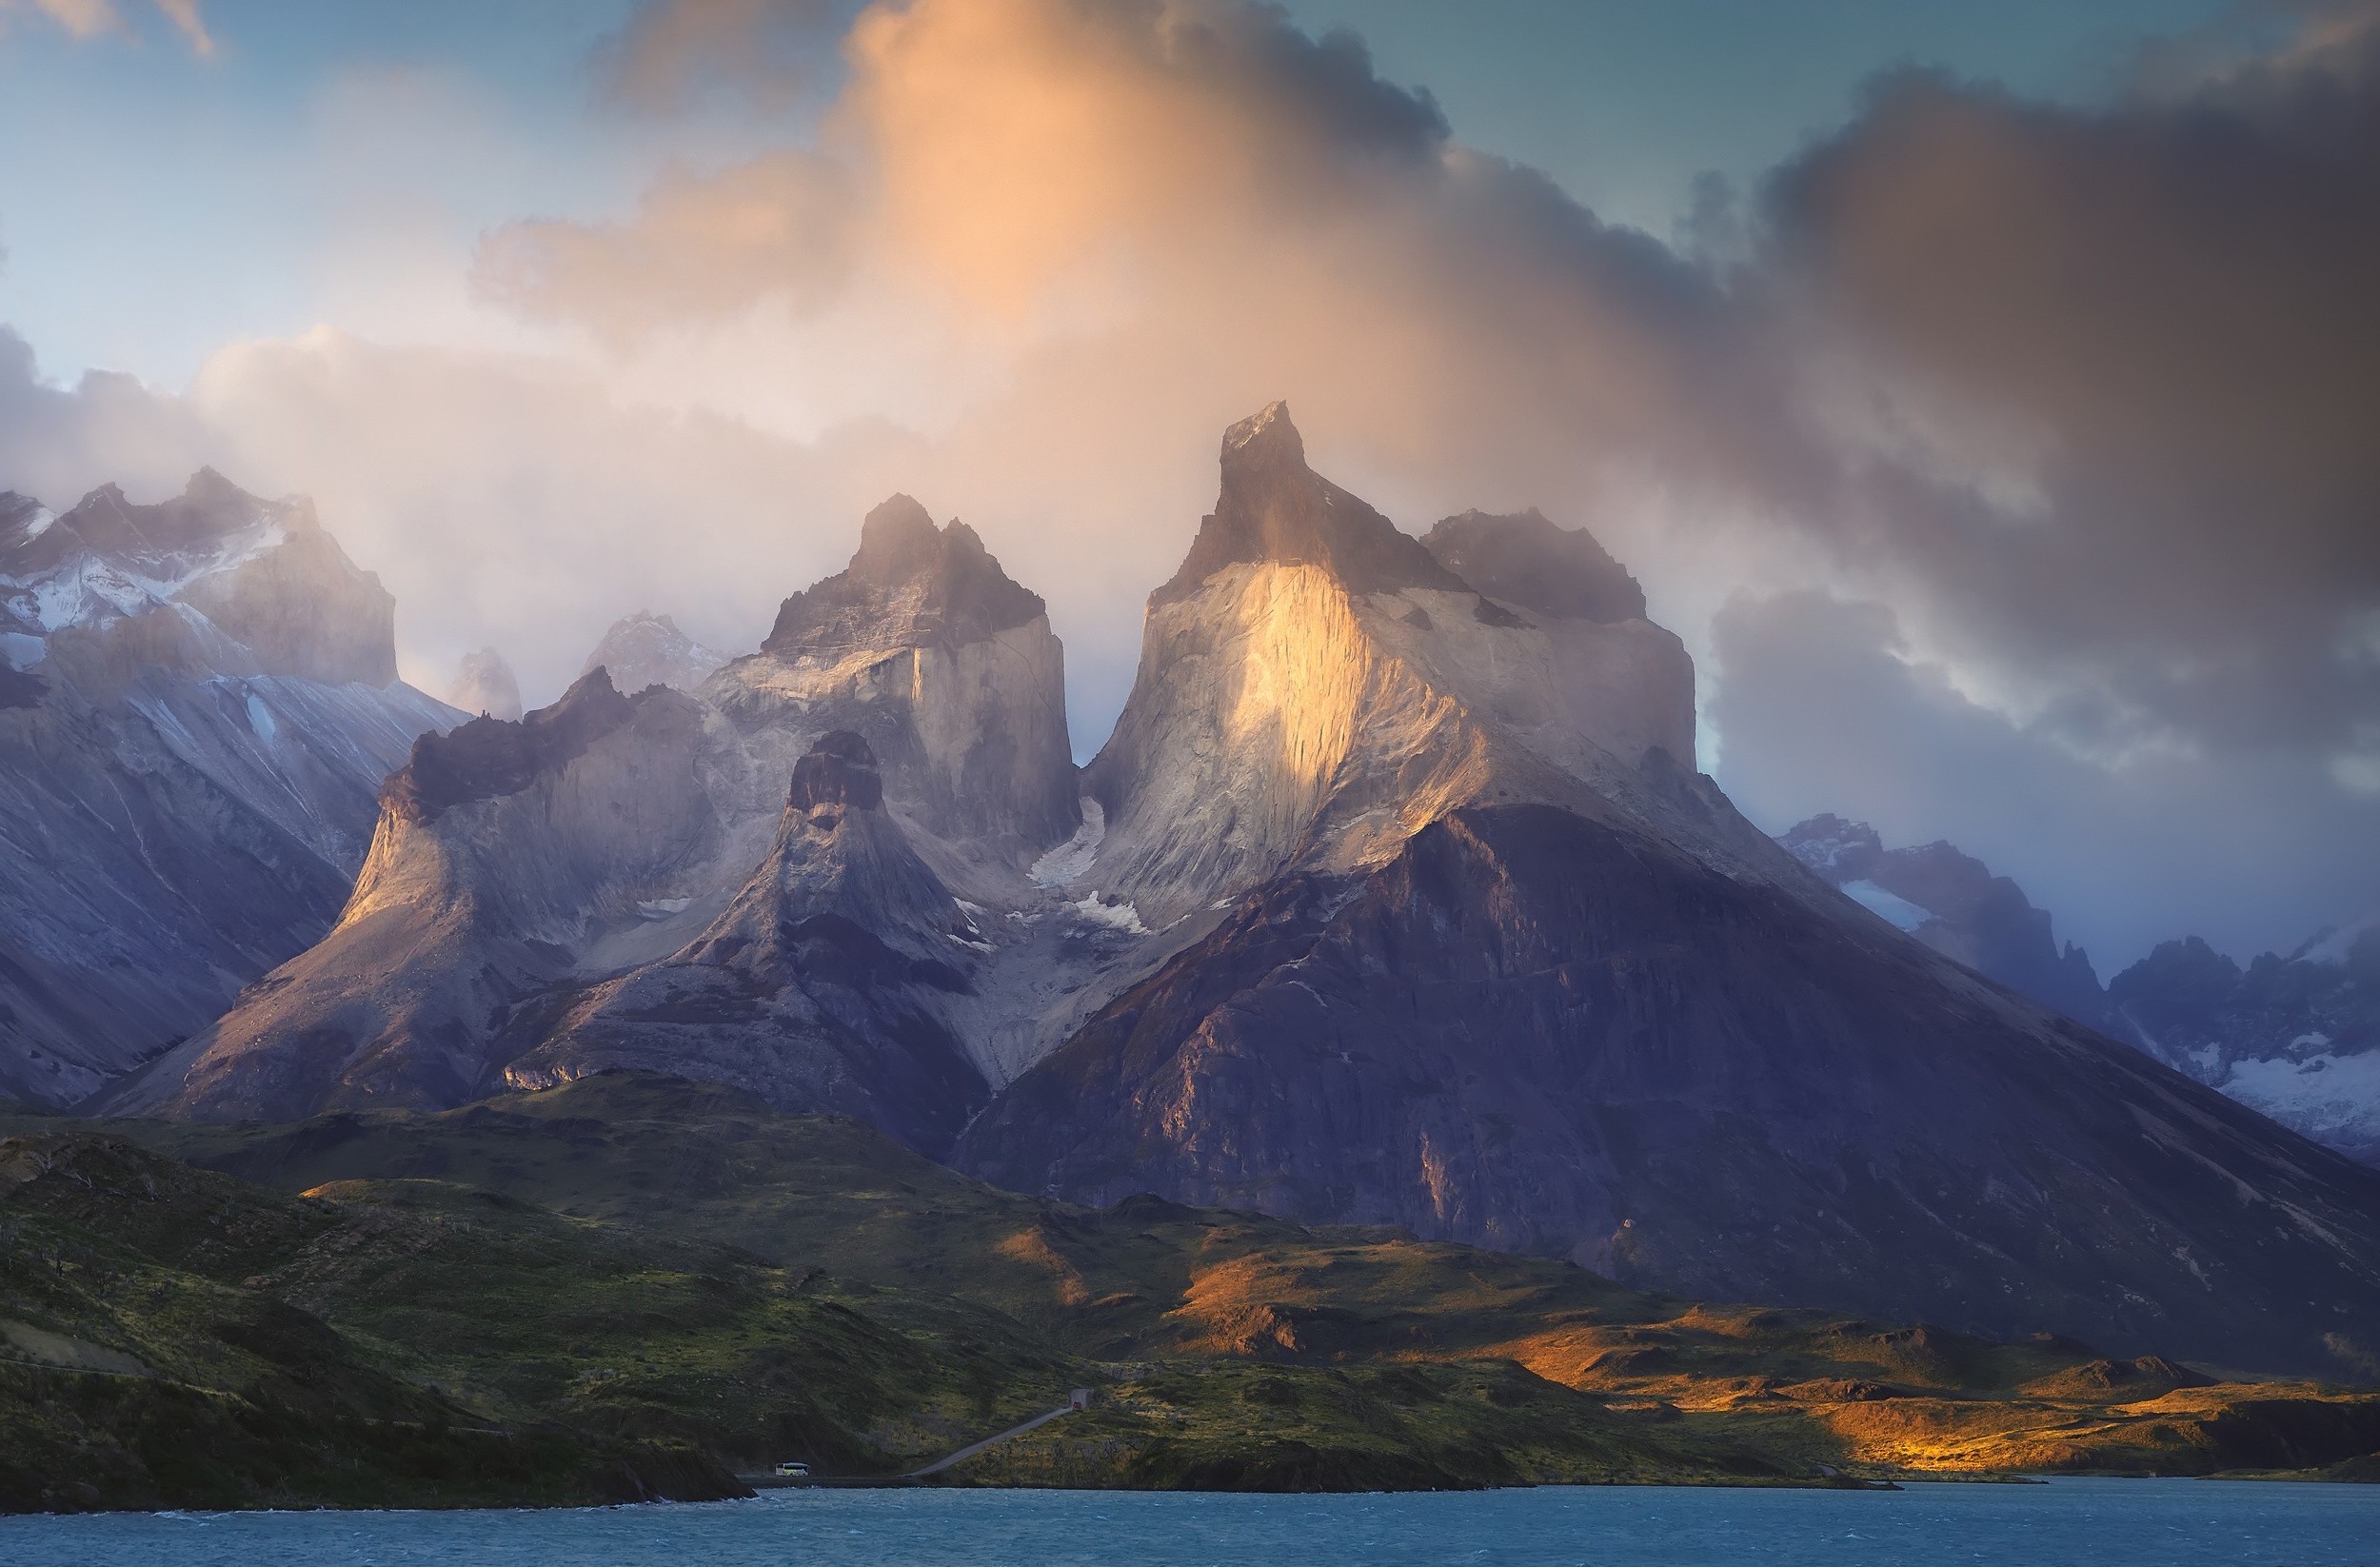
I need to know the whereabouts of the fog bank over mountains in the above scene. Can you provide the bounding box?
[0,0,2373,970]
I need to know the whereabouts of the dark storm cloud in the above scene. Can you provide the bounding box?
[1757,10,2380,760]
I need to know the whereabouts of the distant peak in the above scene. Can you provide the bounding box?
[448,646,523,722]
[183,466,253,506]
[1778,814,1883,881]
[1421,508,1648,624]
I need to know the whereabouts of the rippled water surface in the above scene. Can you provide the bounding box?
[5,1479,2377,1566]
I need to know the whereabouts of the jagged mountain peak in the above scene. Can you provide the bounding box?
[764,494,1045,657]
[849,493,942,578]
[43,468,294,566]
[1153,400,1468,605]
[387,666,636,824]
[1421,507,1649,625]
[0,467,396,688]
[1780,813,1886,879]
[1221,398,1301,459]
[577,609,724,695]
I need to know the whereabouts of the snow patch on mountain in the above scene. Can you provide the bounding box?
[1030,797,1105,886]
[1069,892,1149,935]
[2220,1050,2380,1152]
[1840,879,1931,933]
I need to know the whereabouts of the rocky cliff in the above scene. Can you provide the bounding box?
[1779,814,2114,1029]
[110,670,732,1121]
[504,732,990,1152]
[1078,403,1717,930]
[711,494,1080,855]
[0,472,460,1108]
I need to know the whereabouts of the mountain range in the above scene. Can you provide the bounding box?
[1778,815,2380,1167]
[9,407,2380,1378]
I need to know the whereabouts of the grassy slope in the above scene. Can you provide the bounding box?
[0,1131,1072,1510]
[9,1072,2378,1502]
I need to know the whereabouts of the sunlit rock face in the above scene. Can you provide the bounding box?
[578,610,727,696]
[114,670,732,1121]
[1081,402,1727,928]
[0,472,461,1109]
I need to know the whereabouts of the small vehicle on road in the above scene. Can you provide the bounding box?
[774,1460,810,1478]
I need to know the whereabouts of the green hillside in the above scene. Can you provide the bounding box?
[7,1072,2376,1510]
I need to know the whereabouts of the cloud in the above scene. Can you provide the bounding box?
[0,0,210,54]
[0,325,916,705]
[1710,590,2380,968]
[1757,13,2380,766]
[0,328,209,503]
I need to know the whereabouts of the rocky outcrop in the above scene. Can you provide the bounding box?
[1779,814,2114,1030]
[2111,923,2379,1166]
[578,611,725,695]
[446,646,523,722]
[0,472,460,1108]
[959,803,2380,1372]
[504,732,990,1153]
[1421,506,1647,624]
[710,495,1079,855]
[110,670,729,1121]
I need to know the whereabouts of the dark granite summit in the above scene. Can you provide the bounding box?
[386,668,637,824]
[1422,507,1647,624]
[1151,402,1471,605]
[764,495,1046,656]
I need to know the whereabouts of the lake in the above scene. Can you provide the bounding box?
[4,1478,2376,1566]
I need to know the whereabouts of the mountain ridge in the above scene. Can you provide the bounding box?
[0,470,460,1108]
